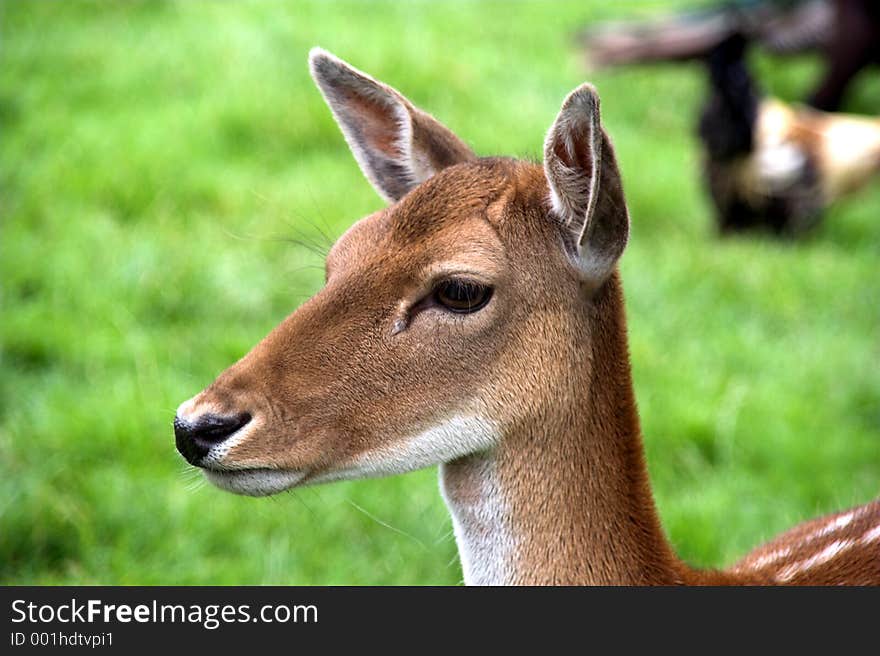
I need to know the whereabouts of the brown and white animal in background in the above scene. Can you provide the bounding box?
[174,49,880,585]
[699,33,880,235]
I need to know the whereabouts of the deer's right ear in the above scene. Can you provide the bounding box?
[309,48,476,203]
[544,84,630,288]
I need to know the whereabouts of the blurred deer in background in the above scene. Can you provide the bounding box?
[580,0,880,235]
[174,50,880,584]
[699,33,880,235]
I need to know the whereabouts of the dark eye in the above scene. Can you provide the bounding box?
[433,279,493,314]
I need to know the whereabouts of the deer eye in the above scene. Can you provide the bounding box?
[433,279,493,314]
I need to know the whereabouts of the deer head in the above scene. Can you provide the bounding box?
[174,48,629,499]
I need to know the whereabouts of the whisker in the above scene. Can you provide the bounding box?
[289,490,319,520]
[434,526,457,545]
[215,214,331,259]
[283,213,337,252]
[269,235,328,259]
[303,185,339,248]
[346,500,427,550]
[249,186,333,239]
[184,477,208,493]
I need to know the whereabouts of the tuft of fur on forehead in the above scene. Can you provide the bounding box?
[386,159,515,238]
[386,157,555,243]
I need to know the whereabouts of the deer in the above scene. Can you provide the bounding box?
[698,32,880,235]
[173,48,880,585]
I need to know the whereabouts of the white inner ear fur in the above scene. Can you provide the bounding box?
[309,47,437,204]
[544,95,602,244]
[409,141,438,185]
[352,87,420,202]
[386,103,454,196]
[543,85,627,288]
[381,99,420,201]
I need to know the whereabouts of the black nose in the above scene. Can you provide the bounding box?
[174,412,252,466]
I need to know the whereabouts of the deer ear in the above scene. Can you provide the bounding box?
[544,84,630,288]
[309,48,476,203]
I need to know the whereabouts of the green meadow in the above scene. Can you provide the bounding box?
[2,1,878,585]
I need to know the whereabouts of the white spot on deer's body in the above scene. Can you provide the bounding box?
[860,525,880,545]
[736,509,864,574]
[816,510,855,537]
[743,547,792,571]
[777,539,855,582]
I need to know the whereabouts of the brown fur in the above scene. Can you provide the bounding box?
[178,51,879,585]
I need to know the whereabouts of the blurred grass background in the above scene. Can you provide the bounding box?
[1,0,878,585]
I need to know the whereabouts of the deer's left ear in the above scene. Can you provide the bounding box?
[309,48,476,203]
[544,84,630,288]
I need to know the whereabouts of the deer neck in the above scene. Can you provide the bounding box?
[440,273,686,585]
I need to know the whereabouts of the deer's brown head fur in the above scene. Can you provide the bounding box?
[175,49,880,586]
[175,49,632,506]
[177,45,880,589]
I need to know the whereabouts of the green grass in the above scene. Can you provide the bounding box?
[2,0,878,585]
